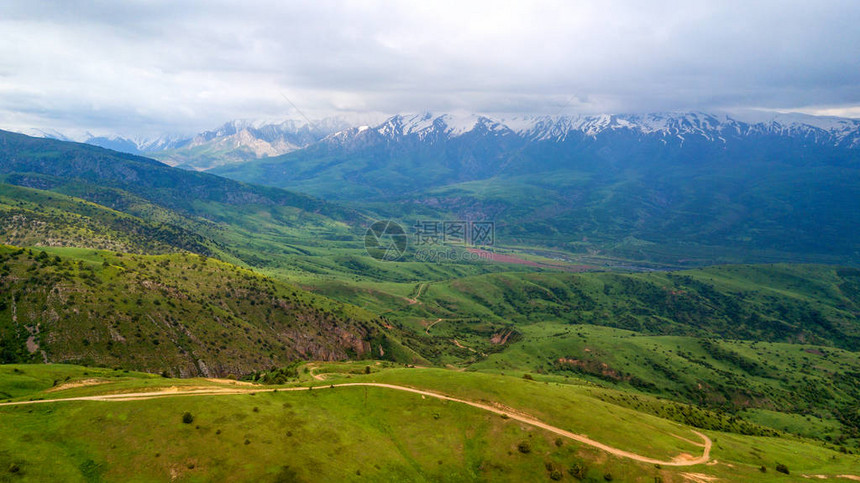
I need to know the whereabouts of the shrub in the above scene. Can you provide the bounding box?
[554,437,563,447]
[550,469,563,480]
[568,462,587,480]
[523,373,534,380]
[604,473,614,481]
[182,412,194,424]
[776,463,789,475]
[364,366,371,374]
[517,441,532,454]
[8,463,20,473]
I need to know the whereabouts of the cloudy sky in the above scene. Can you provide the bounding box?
[1,0,859,137]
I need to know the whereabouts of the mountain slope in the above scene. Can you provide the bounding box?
[0,183,216,255]
[381,264,860,445]
[212,111,860,264]
[0,245,419,375]
[0,129,377,274]
[0,129,359,221]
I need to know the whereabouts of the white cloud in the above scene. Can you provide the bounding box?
[0,0,858,136]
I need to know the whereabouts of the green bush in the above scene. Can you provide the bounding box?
[182,412,194,424]
[568,462,587,480]
[517,441,531,454]
[776,463,789,475]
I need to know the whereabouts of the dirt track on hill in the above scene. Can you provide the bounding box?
[0,382,711,466]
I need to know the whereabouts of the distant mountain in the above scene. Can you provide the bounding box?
[11,117,355,170]
[144,117,355,170]
[212,111,860,264]
[319,111,860,153]
[213,111,860,195]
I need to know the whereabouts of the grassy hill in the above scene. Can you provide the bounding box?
[0,184,216,256]
[360,265,860,449]
[386,264,860,349]
[0,245,422,376]
[0,129,359,223]
[0,129,385,281]
[1,363,858,482]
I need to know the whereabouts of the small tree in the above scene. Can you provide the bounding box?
[182,412,194,424]
[517,441,531,454]
[775,463,789,475]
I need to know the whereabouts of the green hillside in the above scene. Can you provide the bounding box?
[363,265,860,449]
[0,184,216,255]
[1,363,858,482]
[0,245,421,376]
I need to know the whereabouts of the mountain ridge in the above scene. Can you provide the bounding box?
[210,111,860,265]
[317,111,860,149]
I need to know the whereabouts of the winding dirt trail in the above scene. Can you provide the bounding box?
[425,318,442,335]
[0,382,711,467]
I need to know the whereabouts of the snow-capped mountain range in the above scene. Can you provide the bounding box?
[321,111,860,149]
[11,110,860,171]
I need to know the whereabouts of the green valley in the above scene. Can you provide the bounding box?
[2,126,860,481]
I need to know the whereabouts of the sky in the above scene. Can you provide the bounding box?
[1,0,859,137]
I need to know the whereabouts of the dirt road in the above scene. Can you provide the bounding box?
[0,382,711,466]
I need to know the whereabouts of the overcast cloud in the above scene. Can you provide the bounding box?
[1,0,859,136]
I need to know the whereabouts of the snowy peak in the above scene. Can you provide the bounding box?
[324,112,514,147]
[311,111,860,155]
[508,111,860,147]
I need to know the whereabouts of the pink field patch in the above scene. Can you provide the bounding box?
[466,248,593,272]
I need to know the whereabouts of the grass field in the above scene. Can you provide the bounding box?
[1,363,858,482]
